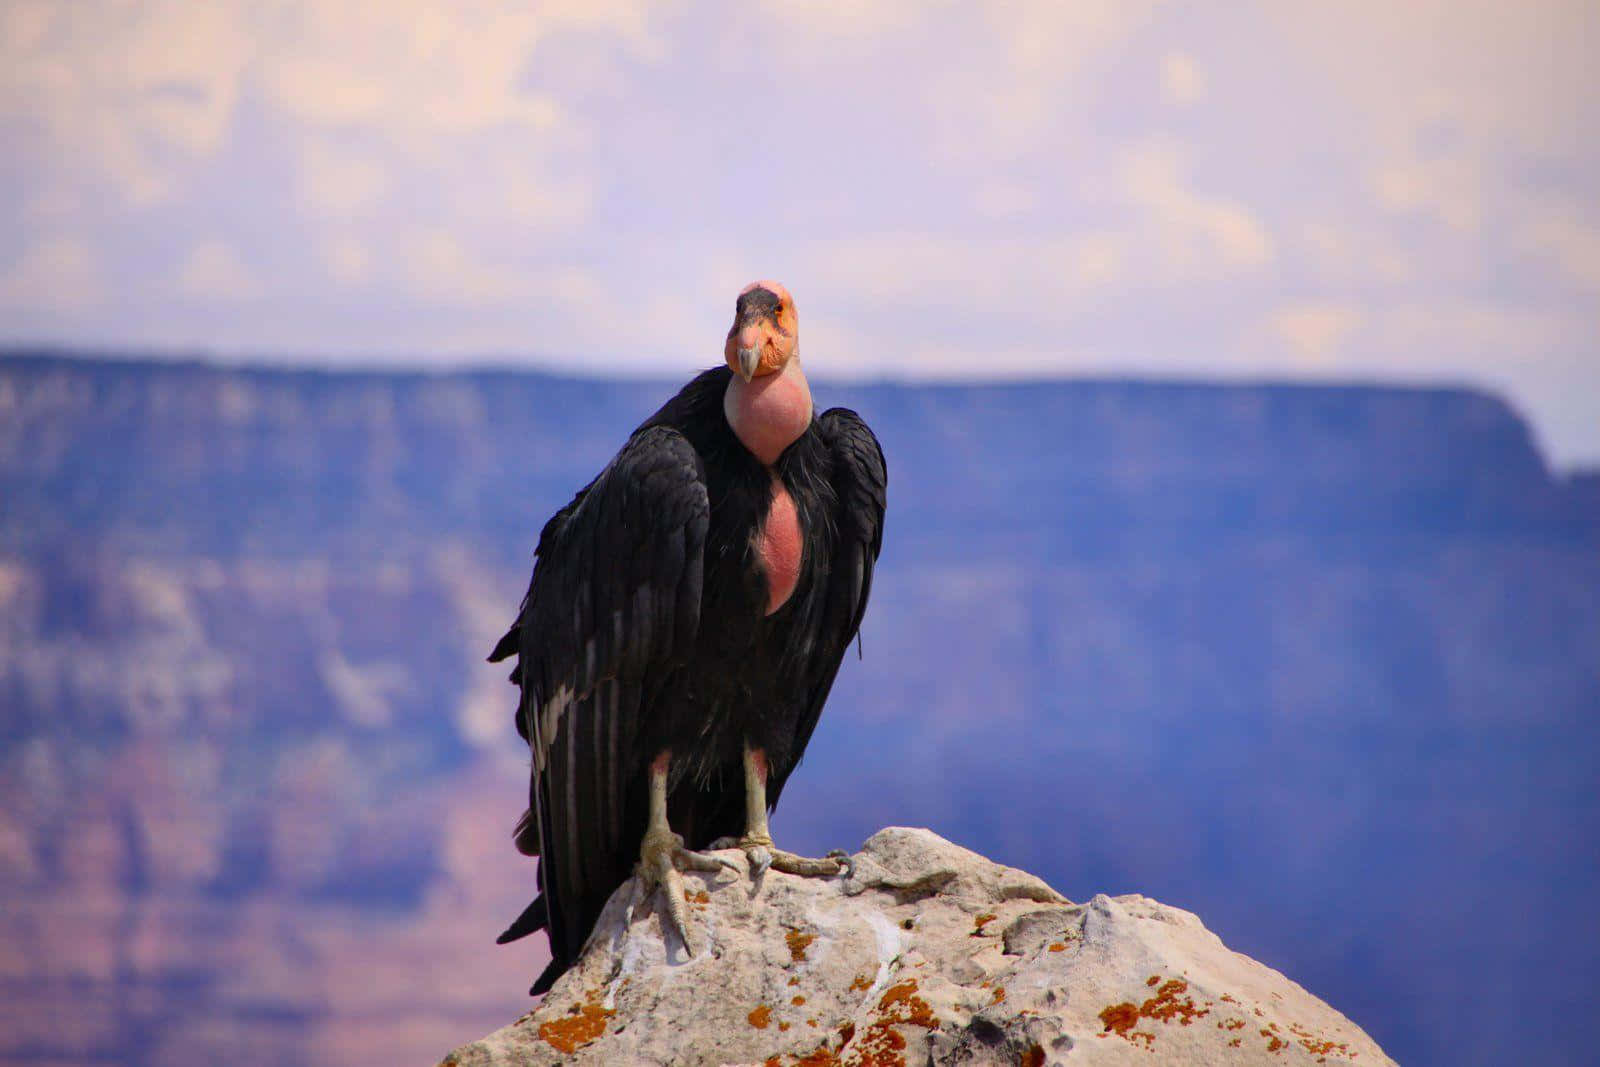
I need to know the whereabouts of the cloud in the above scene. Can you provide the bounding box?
[944,0,1169,158]
[256,6,555,136]
[0,0,1594,462]
[1262,0,1593,151]
[177,241,261,301]
[760,0,936,40]
[1295,223,1415,285]
[321,238,372,286]
[1520,214,1600,292]
[400,230,527,308]
[0,0,664,209]
[1370,155,1483,233]
[0,2,252,204]
[294,140,389,218]
[1264,303,1362,367]
[0,237,100,311]
[1160,52,1205,106]
[1117,141,1274,273]
[1370,301,1573,362]
[972,181,1037,220]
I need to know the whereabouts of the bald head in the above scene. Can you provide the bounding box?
[725,280,798,382]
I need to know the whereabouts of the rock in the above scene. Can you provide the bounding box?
[442,828,1394,1066]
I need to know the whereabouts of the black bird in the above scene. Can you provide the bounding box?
[490,281,887,995]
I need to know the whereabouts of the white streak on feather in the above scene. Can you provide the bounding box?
[535,684,573,772]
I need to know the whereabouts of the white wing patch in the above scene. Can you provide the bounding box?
[533,683,574,772]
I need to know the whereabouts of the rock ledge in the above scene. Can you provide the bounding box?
[443,827,1394,1066]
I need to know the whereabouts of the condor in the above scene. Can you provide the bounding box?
[490,281,887,995]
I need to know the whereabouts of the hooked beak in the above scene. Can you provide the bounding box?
[733,323,764,381]
[736,344,760,382]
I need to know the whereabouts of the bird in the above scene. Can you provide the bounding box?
[489,280,887,996]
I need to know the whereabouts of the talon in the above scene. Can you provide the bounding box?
[748,844,773,880]
[827,849,855,879]
[683,849,739,873]
[637,827,731,956]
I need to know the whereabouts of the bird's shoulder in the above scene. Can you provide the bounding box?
[814,407,887,513]
[639,365,734,436]
[552,423,709,548]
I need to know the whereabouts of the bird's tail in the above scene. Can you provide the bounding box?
[495,893,569,997]
[529,956,566,997]
[495,892,548,945]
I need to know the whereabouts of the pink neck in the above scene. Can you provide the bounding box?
[723,358,814,466]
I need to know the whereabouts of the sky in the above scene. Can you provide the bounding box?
[1,1,1596,466]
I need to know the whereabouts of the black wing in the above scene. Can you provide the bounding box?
[488,425,709,987]
[771,407,887,806]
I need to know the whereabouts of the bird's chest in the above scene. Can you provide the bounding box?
[754,474,803,615]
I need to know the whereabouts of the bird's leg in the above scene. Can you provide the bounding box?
[632,750,736,955]
[713,744,851,881]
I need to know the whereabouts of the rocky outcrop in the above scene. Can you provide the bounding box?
[443,828,1393,1066]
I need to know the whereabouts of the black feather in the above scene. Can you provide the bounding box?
[491,367,885,995]
[496,893,548,944]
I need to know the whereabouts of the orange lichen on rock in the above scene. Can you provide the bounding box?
[877,980,936,1028]
[1099,1002,1141,1037]
[749,1004,773,1029]
[793,995,807,1006]
[1147,975,1161,986]
[991,986,1006,1004]
[1047,942,1067,952]
[1022,1045,1046,1067]
[1300,1036,1352,1057]
[1261,1028,1286,1052]
[833,979,940,1066]
[849,974,873,992]
[843,1021,905,1066]
[780,1022,792,1032]
[536,988,615,1054]
[783,1022,859,1066]
[1145,980,1207,1026]
[1098,976,1209,1046]
[786,928,817,963]
[970,912,998,936]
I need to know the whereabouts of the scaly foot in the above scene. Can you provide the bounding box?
[709,831,853,881]
[630,826,736,955]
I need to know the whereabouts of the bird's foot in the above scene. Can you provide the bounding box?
[630,827,737,956]
[709,831,853,881]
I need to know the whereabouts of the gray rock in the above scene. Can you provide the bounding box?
[442,828,1394,1066]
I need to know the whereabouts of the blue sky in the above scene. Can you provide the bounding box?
[1,1,1596,465]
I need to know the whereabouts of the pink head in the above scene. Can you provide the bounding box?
[724,280,798,382]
